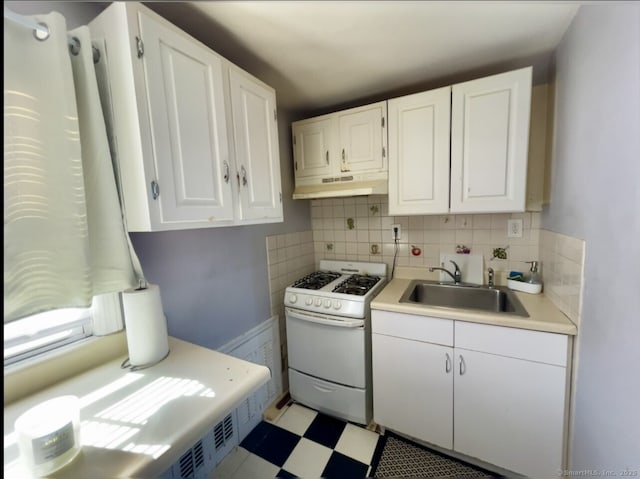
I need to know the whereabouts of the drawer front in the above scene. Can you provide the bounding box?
[371,310,453,346]
[455,321,569,366]
[288,369,369,425]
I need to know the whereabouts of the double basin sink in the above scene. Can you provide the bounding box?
[399,280,529,317]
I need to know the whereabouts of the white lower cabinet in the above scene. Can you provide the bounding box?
[371,310,570,479]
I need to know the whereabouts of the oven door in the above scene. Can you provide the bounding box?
[285,307,366,388]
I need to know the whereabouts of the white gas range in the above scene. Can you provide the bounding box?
[285,260,387,425]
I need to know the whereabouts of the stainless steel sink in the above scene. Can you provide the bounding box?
[399,280,529,317]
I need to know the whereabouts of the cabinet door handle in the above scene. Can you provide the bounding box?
[445,353,451,373]
[326,151,329,165]
[223,161,230,183]
[459,355,466,376]
[342,148,345,161]
[241,166,248,186]
[150,180,160,200]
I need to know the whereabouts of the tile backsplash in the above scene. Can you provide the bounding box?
[311,195,541,281]
[539,230,585,325]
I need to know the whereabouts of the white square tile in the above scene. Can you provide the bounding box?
[334,423,380,464]
[209,447,249,479]
[274,403,317,435]
[227,451,279,479]
[282,438,333,477]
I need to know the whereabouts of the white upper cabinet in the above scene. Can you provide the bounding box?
[388,87,451,215]
[229,67,282,223]
[388,67,532,215]
[292,115,335,179]
[89,2,282,231]
[337,103,386,174]
[450,67,532,213]
[292,101,387,199]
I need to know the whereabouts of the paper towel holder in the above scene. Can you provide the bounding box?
[121,349,170,372]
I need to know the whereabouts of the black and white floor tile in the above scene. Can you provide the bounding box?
[210,402,501,478]
[210,403,379,478]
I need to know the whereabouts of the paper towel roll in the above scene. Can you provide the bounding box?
[122,284,169,368]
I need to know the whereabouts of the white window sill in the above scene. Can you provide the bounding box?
[4,332,128,406]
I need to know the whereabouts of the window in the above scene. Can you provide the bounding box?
[4,308,93,367]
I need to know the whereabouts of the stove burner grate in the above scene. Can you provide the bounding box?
[332,274,381,295]
[291,271,341,290]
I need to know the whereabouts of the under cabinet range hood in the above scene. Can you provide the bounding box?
[292,177,388,200]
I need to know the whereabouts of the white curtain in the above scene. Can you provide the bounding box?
[4,12,144,326]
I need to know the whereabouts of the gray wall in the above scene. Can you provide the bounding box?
[543,4,640,469]
[6,1,312,350]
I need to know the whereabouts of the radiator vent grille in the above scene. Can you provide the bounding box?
[214,413,234,450]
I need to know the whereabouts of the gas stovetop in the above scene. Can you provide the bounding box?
[285,260,387,318]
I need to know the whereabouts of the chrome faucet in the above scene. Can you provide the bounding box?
[487,267,495,288]
[429,260,463,284]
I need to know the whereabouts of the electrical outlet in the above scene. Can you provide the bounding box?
[507,219,523,238]
[391,224,401,241]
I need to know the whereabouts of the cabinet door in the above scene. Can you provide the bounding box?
[292,116,335,179]
[138,9,234,228]
[450,67,532,213]
[388,87,451,215]
[454,348,566,478]
[229,68,283,222]
[372,333,453,449]
[338,102,387,174]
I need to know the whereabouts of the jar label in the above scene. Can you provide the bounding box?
[32,421,74,465]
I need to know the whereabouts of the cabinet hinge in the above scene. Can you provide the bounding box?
[136,36,144,58]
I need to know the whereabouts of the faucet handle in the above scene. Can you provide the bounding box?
[449,260,462,283]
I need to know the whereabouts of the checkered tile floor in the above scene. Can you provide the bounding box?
[210,402,501,478]
[210,403,381,478]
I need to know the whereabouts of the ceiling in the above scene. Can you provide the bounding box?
[146,1,580,116]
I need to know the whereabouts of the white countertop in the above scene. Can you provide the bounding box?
[4,337,271,478]
[372,270,577,335]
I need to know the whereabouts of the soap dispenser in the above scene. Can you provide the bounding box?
[526,261,541,284]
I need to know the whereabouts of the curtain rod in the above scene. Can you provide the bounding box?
[4,7,100,62]
[4,7,51,40]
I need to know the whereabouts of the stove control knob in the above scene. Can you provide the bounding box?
[323,299,331,308]
[333,300,342,310]
[305,297,313,306]
[314,298,322,307]
[288,294,297,304]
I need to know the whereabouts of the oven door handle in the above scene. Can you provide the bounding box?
[286,308,364,328]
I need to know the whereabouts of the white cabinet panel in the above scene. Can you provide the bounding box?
[229,68,282,222]
[388,87,451,215]
[338,102,386,173]
[139,10,233,226]
[454,348,566,478]
[451,67,532,213]
[292,115,334,179]
[372,333,453,449]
